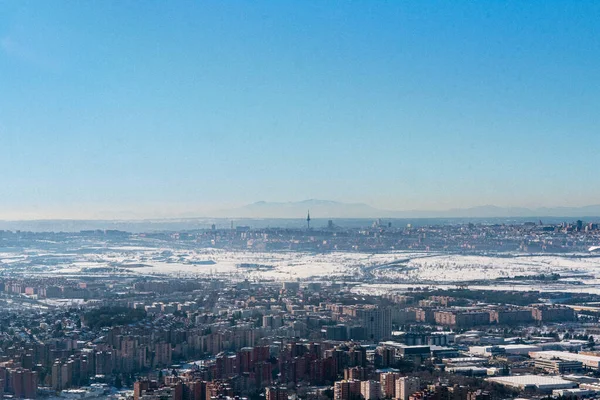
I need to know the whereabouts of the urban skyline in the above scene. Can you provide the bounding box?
[2,2,600,399]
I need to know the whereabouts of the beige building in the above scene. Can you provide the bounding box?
[395,376,420,400]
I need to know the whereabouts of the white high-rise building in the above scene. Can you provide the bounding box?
[356,306,392,341]
[395,376,420,400]
[361,380,382,400]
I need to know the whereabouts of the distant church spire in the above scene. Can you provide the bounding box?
[307,210,311,229]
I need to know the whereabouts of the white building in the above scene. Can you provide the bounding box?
[361,380,382,400]
[469,344,541,357]
[395,377,420,400]
[487,375,577,392]
[529,351,600,370]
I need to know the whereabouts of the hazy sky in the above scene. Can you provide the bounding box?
[1,1,599,219]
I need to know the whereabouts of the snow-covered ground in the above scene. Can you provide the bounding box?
[3,244,600,293]
[371,254,600,282]
[351,282,600,296]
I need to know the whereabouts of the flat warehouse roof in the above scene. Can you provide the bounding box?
[488,375,577,388]
[530,351,600,363]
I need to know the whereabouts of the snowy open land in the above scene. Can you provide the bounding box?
[3,239,600,293]
[372,253,600,282]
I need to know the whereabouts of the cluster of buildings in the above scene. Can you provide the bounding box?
[385,293,576,328]
[2,218,600,255]
[0,217,599,399]
[3,279,112,299]
[168,219,600,253]
[0,275,599,400]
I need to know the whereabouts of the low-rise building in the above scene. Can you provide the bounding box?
[487,375,577,393]
[529,351,600,370]
[534,358,583,374]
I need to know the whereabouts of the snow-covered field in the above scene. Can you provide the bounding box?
[3,245,600,293]
[6,248,400,280]
[372,254,600,282]
[351,282,600,296]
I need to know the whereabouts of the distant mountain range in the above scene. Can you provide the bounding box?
[212,199,381,218]
[213,199,600,219]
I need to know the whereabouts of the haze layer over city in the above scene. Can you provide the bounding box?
[1,2,600,400]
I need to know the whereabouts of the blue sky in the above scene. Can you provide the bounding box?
[1,1,599,219]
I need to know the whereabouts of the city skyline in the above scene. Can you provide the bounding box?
[3,2,600,398]
[2,1,600,219]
